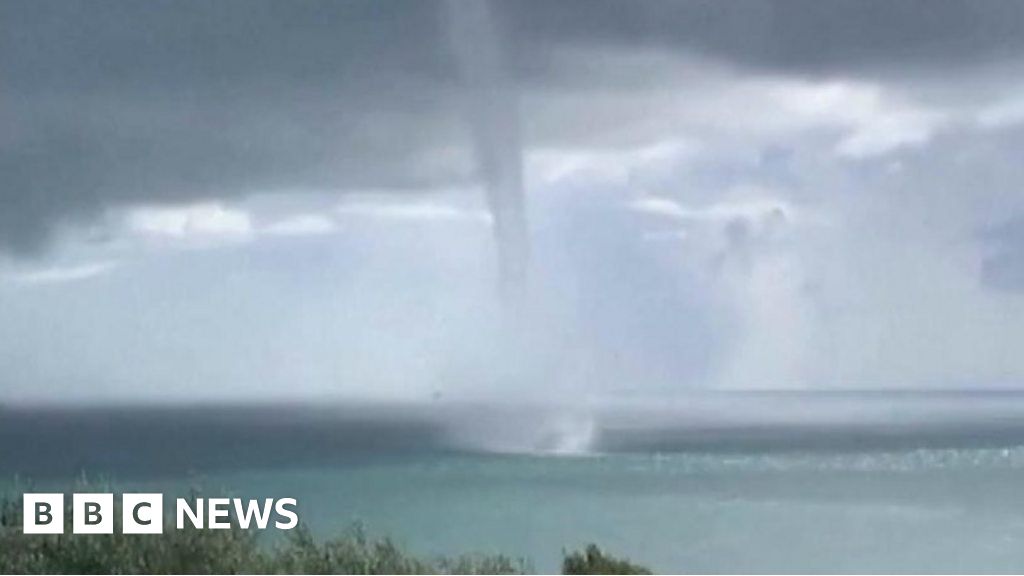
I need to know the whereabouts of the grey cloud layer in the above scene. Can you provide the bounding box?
[5,0,1024,253]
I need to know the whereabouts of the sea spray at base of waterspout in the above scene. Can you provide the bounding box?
[441,403,599,456]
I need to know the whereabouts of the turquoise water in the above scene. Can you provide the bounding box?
[11,449,1024,573]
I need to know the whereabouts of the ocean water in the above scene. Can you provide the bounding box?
[6,397,1024,573]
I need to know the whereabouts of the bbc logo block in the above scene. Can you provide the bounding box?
[72,493,114,534]
[22,494,64,534]
[122,494,163,534]
[23,493,163,535]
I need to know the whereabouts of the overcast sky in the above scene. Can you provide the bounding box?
[3,0,1024,403]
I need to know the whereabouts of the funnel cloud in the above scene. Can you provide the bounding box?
[444,0,529,296]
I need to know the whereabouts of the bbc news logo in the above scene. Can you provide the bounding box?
[23,493,298,534]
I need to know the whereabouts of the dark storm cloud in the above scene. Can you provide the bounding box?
[508,0,1024,76]
[4,0,1024,253]
[0,0,469,253]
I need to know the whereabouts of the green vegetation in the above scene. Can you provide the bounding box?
[562,544,652,575]
[1,492,654,574]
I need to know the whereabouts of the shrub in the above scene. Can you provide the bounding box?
[562,544,651,575]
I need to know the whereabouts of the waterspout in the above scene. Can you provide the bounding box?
[444,0,528,300]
